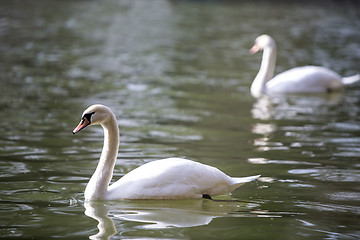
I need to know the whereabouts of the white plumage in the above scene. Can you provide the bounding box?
[108,157,258,200]
[73,104,260,201]
[250,34,359,98]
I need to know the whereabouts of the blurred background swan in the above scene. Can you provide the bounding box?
[250,34,360,98]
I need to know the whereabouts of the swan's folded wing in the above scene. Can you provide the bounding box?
[106,158,259,200]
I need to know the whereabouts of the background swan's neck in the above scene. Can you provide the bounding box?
[85,113,119,201]
[251,45,277,97]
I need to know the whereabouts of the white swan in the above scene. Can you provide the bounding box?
[250,34,360,98]
[73,104,260,201]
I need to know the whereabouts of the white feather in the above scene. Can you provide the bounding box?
[73,105,260,201]
[250,35,359,97]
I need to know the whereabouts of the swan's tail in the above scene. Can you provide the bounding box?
[342,74,360,85]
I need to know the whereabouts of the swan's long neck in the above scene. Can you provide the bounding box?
[85,114,119,201]
[251,45,277,98]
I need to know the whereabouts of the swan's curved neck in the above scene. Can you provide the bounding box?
[85,113,119,201]
[251,45,277,98]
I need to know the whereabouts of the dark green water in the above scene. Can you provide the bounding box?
[0,1,359,239]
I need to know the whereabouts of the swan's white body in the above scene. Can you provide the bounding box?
[250,34,360,98]
[73,104,260,201]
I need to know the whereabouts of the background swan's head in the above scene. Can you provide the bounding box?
[73,104,113,134]
[250,34,276,54]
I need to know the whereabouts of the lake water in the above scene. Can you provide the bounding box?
[1,0,360,239]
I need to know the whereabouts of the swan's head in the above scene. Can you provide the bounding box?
[250,34,276,54]
[72,104,113,134]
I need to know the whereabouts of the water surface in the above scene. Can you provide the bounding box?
[0,0,360,239]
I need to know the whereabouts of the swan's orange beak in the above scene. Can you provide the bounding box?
[249,44,260,54]
[73,118,90,134]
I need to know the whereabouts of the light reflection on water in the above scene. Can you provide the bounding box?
[0,0,360,239]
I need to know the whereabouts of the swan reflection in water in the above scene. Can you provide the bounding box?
[249,91,357,180]
[251,92,344,153]
[84,198,270,239]
[251,94,338,153]
[85,202,116,240]
[251,92,343,121]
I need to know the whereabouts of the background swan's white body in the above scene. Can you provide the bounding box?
[267,66,343,93]
[73,105,260,201]
[250,35,360,98]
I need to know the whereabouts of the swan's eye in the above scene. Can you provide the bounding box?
[83,112,95,123]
